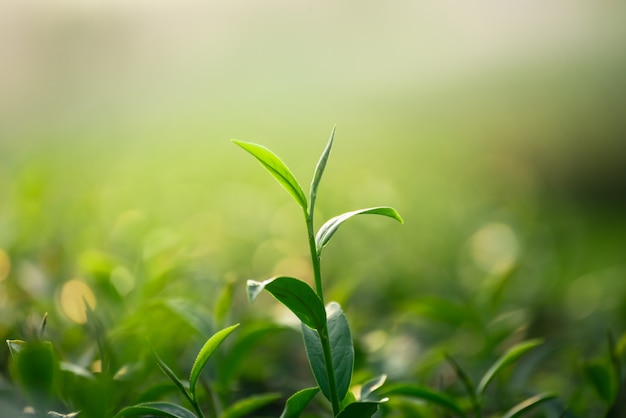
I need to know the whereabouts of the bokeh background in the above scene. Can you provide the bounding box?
[1,0,626,416]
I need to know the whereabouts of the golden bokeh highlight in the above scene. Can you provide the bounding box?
[470,223,519,275]
[60,279,97,324]
[0,249,11,282]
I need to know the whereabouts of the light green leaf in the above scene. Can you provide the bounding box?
[6,339,26,360]
[375,384,466,417]
[189,323,240,400]
[221,393,282,418]
[477,339,542,397]
[335,401,379,418]
[359,375,387,401]
[315,207,403,254]
[302,302,354,402]
[114,402,197,418]
[47,411,81,417]
[232,140,307,210]
[309,127,335,214]
[153,350,191,402]
[501,392,557,418]
[280,387,320,418]
[248,277,326,331]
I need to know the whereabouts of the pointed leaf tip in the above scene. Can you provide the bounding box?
[233,139,307,210]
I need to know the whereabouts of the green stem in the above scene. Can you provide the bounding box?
[305,209,340,415]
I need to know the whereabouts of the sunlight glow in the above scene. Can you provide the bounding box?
[60,279,97,324]
[470,222,519,275]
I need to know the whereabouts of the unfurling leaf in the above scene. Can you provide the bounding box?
[309,127,335,213]
[280,387,320,418]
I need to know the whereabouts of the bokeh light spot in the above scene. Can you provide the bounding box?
[566,274,601,320]
[60,279,97,324]
[470,222,519,275]
[0,249,11,282]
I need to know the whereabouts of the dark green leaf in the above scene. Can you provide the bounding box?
[309,127,335,214]
[336,401,379,418]
[375,384,466,417]
[444,354,476,403]
[501,392,557,418]
[248,277,326,330]
[359,375,387,401]
[114,402,197,418]
[584,361,616,402]
[280,387,320,418]
[315,207,403,254]
[189,323,239,400]
[221,393,282,418]
[153,350,191,402]
[302,302,354,401]
[232,140,307,210]
[13,341,58,404]
[477,339,542,397]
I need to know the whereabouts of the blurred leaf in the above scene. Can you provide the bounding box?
[6,339,26,360]
[335,401,379,418]
[501,392,557,418]
[12,340,59,408]
[214,281,235,324]
[153,350,191,402]
[114,402,197,418]
[315,207,403,254]
[189,323,240,400]
[375,384,466,417]
[359,375,387,401]
[232,140,307,210]
[309,126,335,213]
[248,277,326,330]
[279,387,320,418]
[302,302,354,402]
[444,354,477,406]
[47,412,81,417]
[477,339,543,397]
[221,393,281,418]
[584,361,616,403]
[164,299,214,338]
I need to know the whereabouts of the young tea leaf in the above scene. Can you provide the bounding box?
[359,375,387,401]
[302,302,354,402]
[232,140,307,210]
[221,393,282,418]
[6,339,26,360]
[375,384,466,417]
[501,392,557,418]
[444,354,477,406]
[477,339,543,398]
[153,350,191,402]
[315,207,403,254]
[189,323,240,400]
[309,127,335,214]
[249,277,327,331]
[114,402,197,418]
[280,387,320,418]
[584,361,616,403]
[335,401,379,418]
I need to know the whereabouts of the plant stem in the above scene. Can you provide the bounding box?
[305,210,340,415]
[306,210,324,304]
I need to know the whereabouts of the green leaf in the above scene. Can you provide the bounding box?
[189,323,240,400]
[584,361,616,402]
[375,384,466,417]
[6,339,26,360]
[315,207,404,254]
[153,350,191,402]
[444,354,476,404]
[280,387,320,418]
[501,392,557,418]
[247,277,326,330]
[221,393,282,418]
[232,139,307,210]
[12,340,58,406]
[309,127,335,214]
[359,375,387,401]
[47,411,81,417]
[114,402,197,418]
[302,302,354,402]
[335,401,379,418]
[477,339,542,397]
